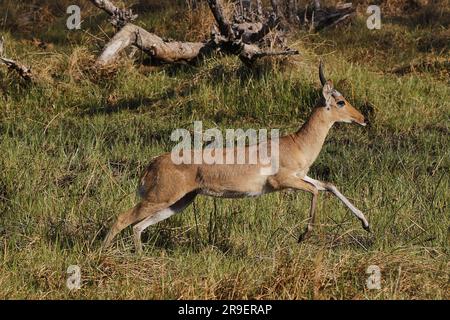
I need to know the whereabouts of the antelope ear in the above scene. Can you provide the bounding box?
[322,80,334,107]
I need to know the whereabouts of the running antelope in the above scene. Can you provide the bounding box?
[103,62,370,252]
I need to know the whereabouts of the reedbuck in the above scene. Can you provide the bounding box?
[104,62,370,252]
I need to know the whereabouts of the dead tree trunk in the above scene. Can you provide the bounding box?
[90,0,298,67]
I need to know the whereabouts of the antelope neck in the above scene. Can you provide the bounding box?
[293,107,334,166]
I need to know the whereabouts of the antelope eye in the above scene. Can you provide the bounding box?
[337,101,345,108]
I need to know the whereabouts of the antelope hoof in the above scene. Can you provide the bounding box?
[133,227,143,254]
[298,230,312,243]
[102,241,111,251]
[102,235,113,250]
[134,239,143,254]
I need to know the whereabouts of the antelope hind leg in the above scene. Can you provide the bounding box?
[133,191,197,253]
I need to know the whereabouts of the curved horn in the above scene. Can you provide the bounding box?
[319,60,327,86]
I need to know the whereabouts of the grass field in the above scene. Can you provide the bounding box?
[0,1,449,299]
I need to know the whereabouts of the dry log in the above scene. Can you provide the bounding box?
[97,24,213,65]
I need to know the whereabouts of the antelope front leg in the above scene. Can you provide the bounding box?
[268,172,319,242]
[302,176,370,231]
[297,187,319,242]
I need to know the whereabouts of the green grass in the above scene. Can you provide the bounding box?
[0,1,449,299]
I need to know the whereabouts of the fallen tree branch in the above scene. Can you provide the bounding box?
[91,0,298,67]
[0,36,32,82]
[298,1,355,31]
[239,45,298,65]
[97,24,214,65]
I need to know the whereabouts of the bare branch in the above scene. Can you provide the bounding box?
[90,0,119,15]
[0,36,32,82]
[89,0,137,28]
[298,1,355,31]
[270,0,282,18]
[256,0,263,21]
[314,0,321,10]
[207,0,234,39]
[239,43,298,64]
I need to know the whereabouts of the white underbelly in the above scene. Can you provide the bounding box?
[198,188,271,199]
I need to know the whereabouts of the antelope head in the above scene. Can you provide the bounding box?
[319,61,367,126]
